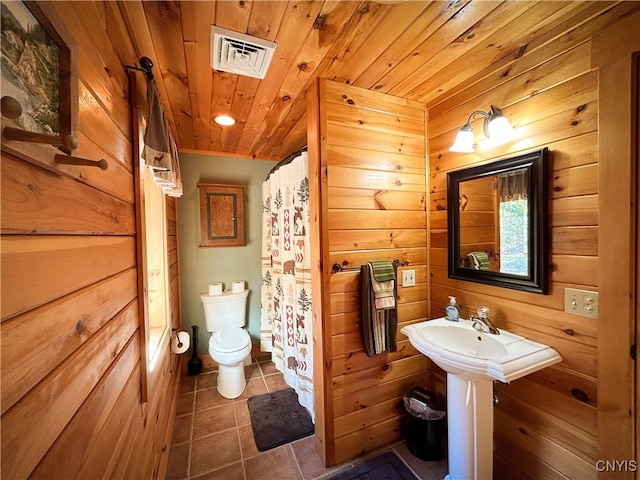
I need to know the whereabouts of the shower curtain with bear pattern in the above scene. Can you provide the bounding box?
[260,152,314,421]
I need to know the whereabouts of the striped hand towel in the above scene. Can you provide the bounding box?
[360,262,398,357]
[369,261,396,309]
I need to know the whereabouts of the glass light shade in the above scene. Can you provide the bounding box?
[484,106,513,147]
[214,115,236,126]
[487,116,513,143]
[449,124,475,153]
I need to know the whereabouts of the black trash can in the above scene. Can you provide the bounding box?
[402,387,446,461]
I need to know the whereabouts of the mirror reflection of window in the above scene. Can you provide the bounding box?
[499,199,528,275]
[498,168,529,276]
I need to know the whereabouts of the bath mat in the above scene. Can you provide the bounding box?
[247,388,314,451]
[328,452,418,480]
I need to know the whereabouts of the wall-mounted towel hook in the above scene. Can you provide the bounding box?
[55,154,108,171]
[1,96,78,151]
[1,95,22,119]
[3,126,78,151]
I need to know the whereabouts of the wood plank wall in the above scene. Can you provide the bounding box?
[593,10,640,476]
[427,4,639,479]
[310,79,430,466]
[0,2,181,478]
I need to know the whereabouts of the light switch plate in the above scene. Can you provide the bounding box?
[402,270,415,287]
[564,288,598,318]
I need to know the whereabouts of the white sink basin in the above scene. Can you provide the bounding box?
[402,317,562,383]
[418,324,508,360]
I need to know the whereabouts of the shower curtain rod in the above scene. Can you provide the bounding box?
[266,145,308,180]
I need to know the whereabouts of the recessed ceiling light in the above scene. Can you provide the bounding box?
[215,115,235,126]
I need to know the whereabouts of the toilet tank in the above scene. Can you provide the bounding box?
[199,289,249,332]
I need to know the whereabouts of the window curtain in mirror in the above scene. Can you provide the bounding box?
[260,152,314,420]
[142,78,183,197]
[498,169,528,202]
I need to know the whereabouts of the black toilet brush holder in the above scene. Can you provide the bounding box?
[187,325,203,375]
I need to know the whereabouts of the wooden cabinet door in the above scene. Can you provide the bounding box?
[198,183,245,247]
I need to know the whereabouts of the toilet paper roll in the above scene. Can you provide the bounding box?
[231,280,245,293]
[208,282,223,295]
[171,331,190,354]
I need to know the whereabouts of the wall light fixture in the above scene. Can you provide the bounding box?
[449,105,514,153]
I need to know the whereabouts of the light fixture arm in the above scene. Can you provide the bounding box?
[449,105,513,153]
[467,110,491,124]
[464,107,502,136]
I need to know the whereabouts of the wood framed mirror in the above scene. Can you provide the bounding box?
[447,147,549,294]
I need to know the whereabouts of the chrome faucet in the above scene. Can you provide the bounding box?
[470,306,500,335]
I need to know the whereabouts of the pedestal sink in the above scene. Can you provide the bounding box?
[402,317,562,480]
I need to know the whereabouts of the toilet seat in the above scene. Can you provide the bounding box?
[209,328,250,353]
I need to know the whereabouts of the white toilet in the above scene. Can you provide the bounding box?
[199,289,252,399]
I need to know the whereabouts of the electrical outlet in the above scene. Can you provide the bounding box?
[564,288,598,318]
[402,269,416,287]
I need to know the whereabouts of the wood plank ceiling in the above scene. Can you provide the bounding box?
[119,0,608,161]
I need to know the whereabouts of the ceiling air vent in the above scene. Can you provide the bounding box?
[211,26,277,79]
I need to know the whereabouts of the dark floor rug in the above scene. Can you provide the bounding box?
[328,452,418,480]
[247,387,314,451]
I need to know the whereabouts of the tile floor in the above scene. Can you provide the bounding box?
[166,356,447,480]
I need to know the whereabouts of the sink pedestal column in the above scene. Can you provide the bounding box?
[445,374,494,480]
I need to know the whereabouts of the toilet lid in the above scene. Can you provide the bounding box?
[209,328,250,353]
